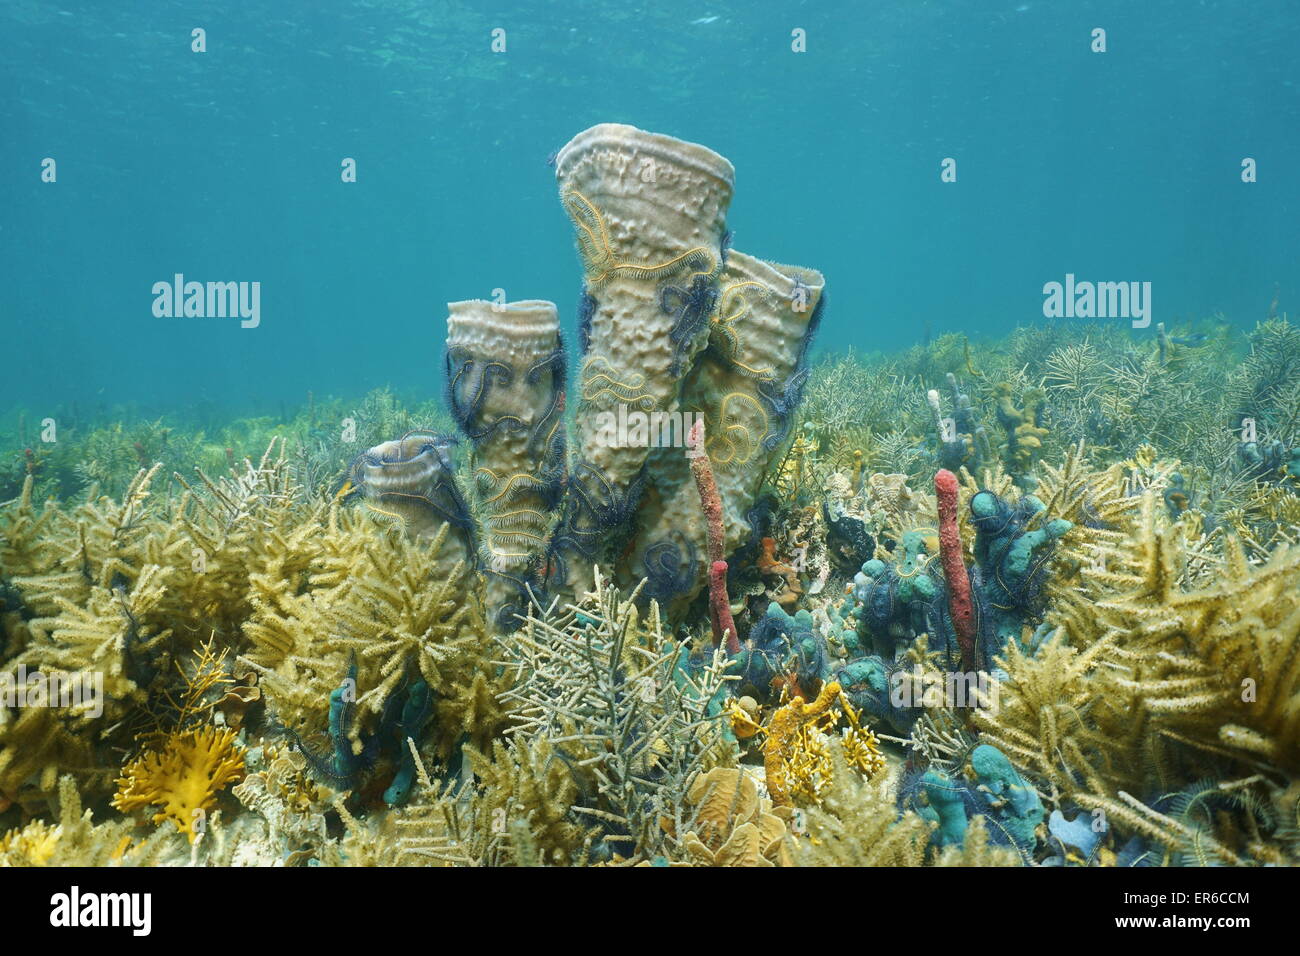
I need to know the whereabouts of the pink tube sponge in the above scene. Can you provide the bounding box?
[710,560,740,655]
[688,420,740,654]
[935,468,978,670]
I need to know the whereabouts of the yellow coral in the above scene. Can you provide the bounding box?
[0,445,340,803]
[0,819,63,865]
[993,382,1050,474]
[838,694,887,779]
[0,776,173,867]
[112,725,245,842]
[796,750,932,866]
[975,484,1300,862]
[242,518,499,760]
[770,432,817,500]
[760,681,884,808]
[726,695,762,739]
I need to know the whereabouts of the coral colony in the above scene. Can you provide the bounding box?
[4,122,1300,869]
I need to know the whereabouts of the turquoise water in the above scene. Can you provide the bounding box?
[2,0,1296,415]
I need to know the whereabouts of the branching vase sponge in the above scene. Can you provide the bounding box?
[634,252,825,612]
[553,123,736,596]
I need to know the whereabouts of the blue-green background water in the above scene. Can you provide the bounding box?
[2,0,1297,419]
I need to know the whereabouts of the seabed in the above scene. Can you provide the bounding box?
[2,124,1299,870]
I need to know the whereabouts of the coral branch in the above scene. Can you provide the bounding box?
[935,468,978,670]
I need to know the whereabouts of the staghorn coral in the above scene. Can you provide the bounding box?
[495,570,735,861]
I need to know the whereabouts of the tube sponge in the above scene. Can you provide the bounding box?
[935,468,977,670]
[554,123,735,597]
[632,252,825,612]
[445,299,565,629]
[347,433,476,570]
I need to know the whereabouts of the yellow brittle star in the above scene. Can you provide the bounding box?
[580,356,657,410]
[474,467,548,506]
[563,187,719,290]
[710,280,779,381]
[702,392,769,466]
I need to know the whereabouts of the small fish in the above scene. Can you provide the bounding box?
[691,15,719,25]
[1171,333,1208,346]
